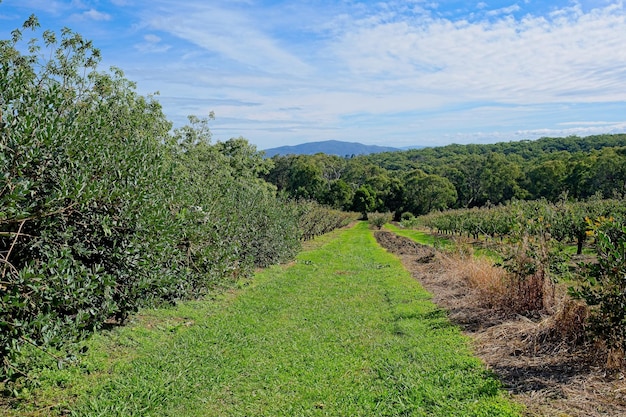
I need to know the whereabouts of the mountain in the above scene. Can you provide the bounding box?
[262,140,400,157]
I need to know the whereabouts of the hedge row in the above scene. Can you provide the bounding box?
[0,19,323,382]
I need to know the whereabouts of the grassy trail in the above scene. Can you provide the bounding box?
[32,222,519,416]
[383,223,451,248]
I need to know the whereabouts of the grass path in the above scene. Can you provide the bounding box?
[26,222,520,416]
[383,223,451,248]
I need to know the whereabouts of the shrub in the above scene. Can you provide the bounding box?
[500,234,556,315]
[368,212,393,229]
[0,18,304,383]
[0,18,173,380]
[298,200,358,241]
[571,219,626,368]
[400,212,415,222]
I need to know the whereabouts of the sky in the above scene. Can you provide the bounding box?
[2,1,626,150]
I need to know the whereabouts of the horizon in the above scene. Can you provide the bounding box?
[2,1,626,149]
[261,133,623,152]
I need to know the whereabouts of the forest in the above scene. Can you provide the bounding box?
[264,134,626,217]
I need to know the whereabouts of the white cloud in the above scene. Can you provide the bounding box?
[102,0,626,147]
[328,2,626,107]
[142,3,312,76]
[558,120,626,127]
[70,8,111,21]
[134,34,171,53]
[83,9,111,21]
[486,4,522,16]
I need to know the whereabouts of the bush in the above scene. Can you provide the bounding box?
[0,19,304,383]
[368,212,393,229]
[571,219,626,368]
[400,212,415,222]
[0,19,173,380]
[500,233,556,315]
[298,200,358,241]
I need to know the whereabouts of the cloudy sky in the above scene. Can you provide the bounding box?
[2,1,626,149]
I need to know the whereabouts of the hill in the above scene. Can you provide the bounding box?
[263,140,400,157]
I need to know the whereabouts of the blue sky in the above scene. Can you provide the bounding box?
[2,1,626,150]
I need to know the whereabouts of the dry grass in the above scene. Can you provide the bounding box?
[443,253,508,309]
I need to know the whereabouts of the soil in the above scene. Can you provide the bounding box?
[374,230,626,417]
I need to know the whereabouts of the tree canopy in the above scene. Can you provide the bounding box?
[264,134,626,217]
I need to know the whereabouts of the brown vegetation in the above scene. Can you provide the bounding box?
[374,230,626,417]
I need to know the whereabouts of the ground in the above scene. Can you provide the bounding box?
[374,230,626,417]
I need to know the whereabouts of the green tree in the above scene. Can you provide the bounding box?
[322,179,354,210]
[526,157,568,201]
[480,153,525,204]
[583,147,626,198]
[352,185,378,218]
[572,220,626,367]
[0,19,303,382]
[404,171,457,215]
[289,156,325,199]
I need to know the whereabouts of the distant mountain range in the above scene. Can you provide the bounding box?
[262,140,403,157]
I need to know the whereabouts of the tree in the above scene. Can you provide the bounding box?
[322,179,354,210]
[526,157,568,201]
[379,175,405,219]
[480,153,525,204]
[288,156,325,199]
[571,220,626,367]
[1,17,174,376]
[583,148,626,198]
[404,171,457,215]
[352,185,378,218]
[0,18,303,382]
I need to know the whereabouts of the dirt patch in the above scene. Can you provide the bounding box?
[374,230,626,417]
[373,231,435,260]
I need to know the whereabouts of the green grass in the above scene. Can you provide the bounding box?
[383,223,452,249]
[385,224,508,261]
[4,222,521,416]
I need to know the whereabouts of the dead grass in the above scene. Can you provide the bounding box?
[374,230,626,417]
[443,253,508,310]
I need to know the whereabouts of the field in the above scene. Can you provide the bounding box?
[2,222,520,416]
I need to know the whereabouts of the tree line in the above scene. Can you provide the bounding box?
[264,135,626,217]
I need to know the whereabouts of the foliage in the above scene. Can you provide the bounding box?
[412,197,626,316]
[400,211,415,222]
[1,18,173,381]
[265,136,626,215]
[351,185,378,217]
[417,198,626,255]
[297,200,358,241]
[571,219,626,367]
[403,170,457,215]
[367,211,393,229]
[500,233,556,314]
[0,19,309,384]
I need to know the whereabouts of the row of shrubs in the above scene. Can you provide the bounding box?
[299,201,359,240]
[0,19,350,382]
[400,199,626,367]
